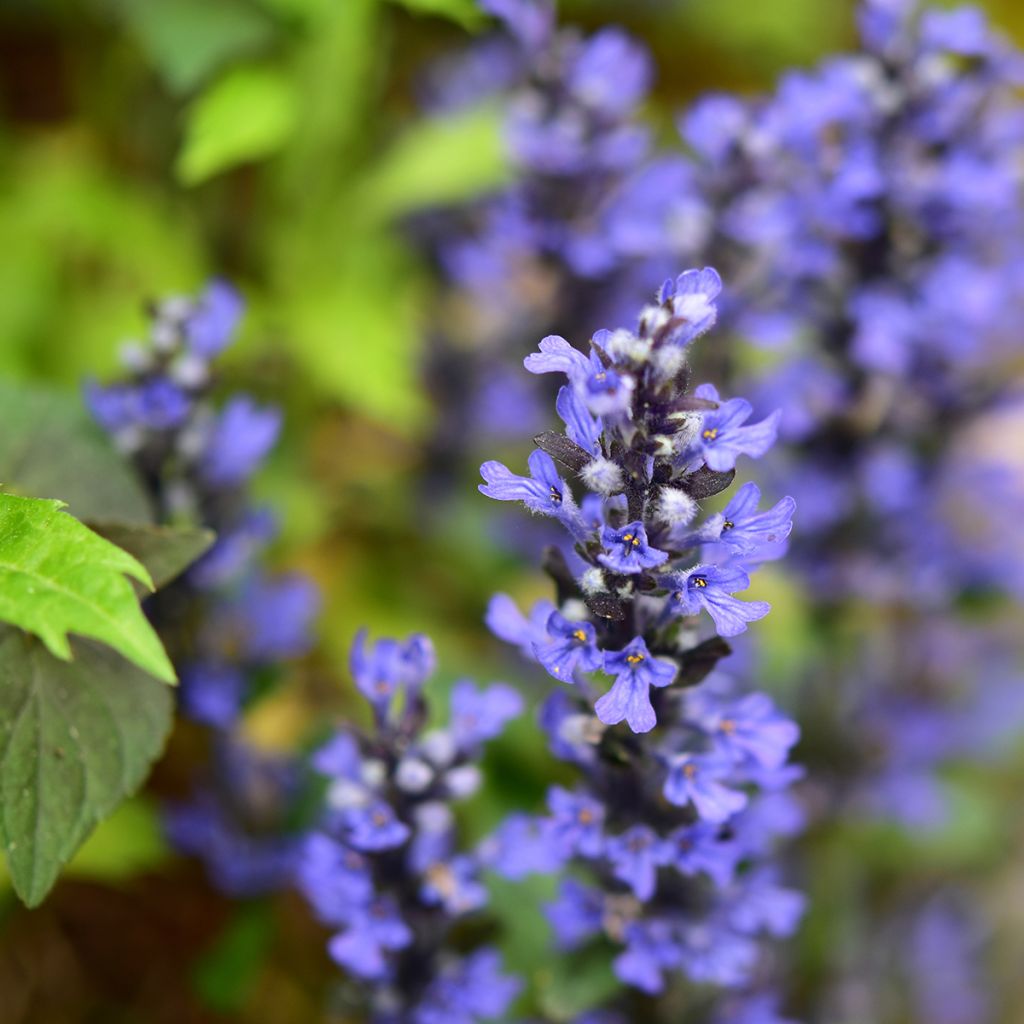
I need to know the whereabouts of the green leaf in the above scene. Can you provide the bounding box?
[85,521,216,591]
[356,103,510,221]
[283,233,431,431]
[382,0,485,30]
[176,65,299,185]
[0,380,153,525]
[0,494,174,683]
[0,629,174,906]
[119,0,276,95]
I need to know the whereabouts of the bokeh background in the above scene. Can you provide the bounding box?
[2,1,1024,1022]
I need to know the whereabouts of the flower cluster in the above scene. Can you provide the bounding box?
[297,631,522,1024]
[421,0,658,449]
[88,282,319,893]
[616,0,1024,602]
[479,270,804,1015]
[593,2,1024,1016]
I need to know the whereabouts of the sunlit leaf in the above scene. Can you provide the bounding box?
[356,103,510,220]
[176,65,298,185]
[0,494,174,682]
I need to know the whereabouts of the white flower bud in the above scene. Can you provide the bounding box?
[657,486,699,526]
[581,457,624,496]
[444,764,482,799]
[580,567,607,595]
[420,729,456,768]
[395,757,433,793]
[326,778,368,810]
[360,758,386,789]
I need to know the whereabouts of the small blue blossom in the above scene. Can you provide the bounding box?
[658,266,722,345]
[349,628,435,712]
[664,753,749,823]
[534,610,604,681]
[690,384,781,472]
[485,593,556,658]
[449,680,523,747]
[598,521,669,575]
[545,785,605,858]
[664,564,771,637]
[479,449,582,533]
[596,637,677,733]
[705,482,796,554]
[667,822,742,888]
[185,280,243,357]
[328,898,413,979]
[199,396,281,487]
[545,878,605,950]
[343,802,411,851]
[614,920,680,994]
[415,948,523,1024]
[606,825,670,901]
[296,833,373,924]
[705,693,800,771]
[556,384,602,454]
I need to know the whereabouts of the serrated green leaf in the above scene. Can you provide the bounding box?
[356,103,510,221]
[0,380,153,525]
[382,0,485,30]
[0,629,174,906]
[0,494,174,683]
[176,65,298,185]
[119,0,276,95]
[85,521,216,591]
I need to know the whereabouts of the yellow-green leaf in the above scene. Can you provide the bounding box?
[176,65,298,185]
[0,494,175,683]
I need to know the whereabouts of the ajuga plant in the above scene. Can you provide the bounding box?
[597,1,1024,1018]
[418,0,658,475]
[87,283,320,894]
[477,269,805,1022]
[295,633,524,1024]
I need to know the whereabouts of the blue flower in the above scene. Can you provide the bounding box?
[705,693,800,771]
[349,629,436,712]
[138,378,191,430]
[179,661,244,728]
[706,482,796,554]
[556,384,602,454]
[479,449,582,533]
[231,573,319,662]
[185,280,243,357]
[545,878,605,950]
[664,564,771,637]
[534,610,604,681]
[568,27,651,118]
[606,825,670,901]
[420,855,488,916]
[596,637,677,733]
[328,898,412,979]
[664,753,748,823]
[343,802,411,851]
[725,870,807,938]
[598,521,669,575]
[690,384,780,472]
[545,785,605,858]
[523,333,591,380]
[658,266,722,345]
[200,396,281,487]
[667,822,741,888]
[448,680,523,747]
[414,948,522,1024]
[485,593,556,658]
[296,833,373,925]
[614,920,680,994]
